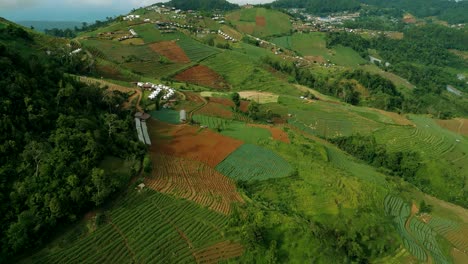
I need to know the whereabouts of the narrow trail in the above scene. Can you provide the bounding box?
[78,76,143,112]
[188,93,208,120]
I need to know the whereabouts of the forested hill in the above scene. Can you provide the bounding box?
[165,0,239,11]
[0,23,144,261]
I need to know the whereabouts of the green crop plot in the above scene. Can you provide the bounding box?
[177,36,219,62]
[24,190,235,263]
[216,144,293,181]
[227,8,292,38]
[202,51,299,95]
[286,98,384,138]
[150,109,180,124]
[193,115,271,144]
[374,115,462,159]
[81,39,160,63]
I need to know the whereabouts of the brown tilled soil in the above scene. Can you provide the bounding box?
[145,154,243,215]
[436,118,468,136]
[175,65,228,89]
[256,16,266,27]
[148,119,243,167]
[193,241,244,264]
[149,41,190,63]
[248,124,290,143]
[197,102,234,119]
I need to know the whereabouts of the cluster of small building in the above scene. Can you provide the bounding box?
[156,21,194,30]
[137,82,176,101]
[218,30,237,42]
[123,14,141,21]
[118,29,138,41]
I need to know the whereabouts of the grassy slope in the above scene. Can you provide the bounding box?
[226,8,292,38]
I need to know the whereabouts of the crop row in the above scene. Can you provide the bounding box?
[30,190,237,263]
[216,144,293,181]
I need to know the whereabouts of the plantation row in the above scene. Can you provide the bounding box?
[146,154,243,215]
[177,36,219,62]
[193,115,229,130]
[28,191,238,263]
[384,195,428,262]
[384,195,452,263]
[216,144,293,181]
[428,216,468,251]
[409,218,448,263]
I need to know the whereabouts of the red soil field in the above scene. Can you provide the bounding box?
[148,119,243,167]
[175,65,228,89]
[209,97,249,113]
[193,241,244,264]
[256,16,266,27]
[197,102,234,119]
[249,124,290,143]
[145,154,243,215]
[149,41,190,63]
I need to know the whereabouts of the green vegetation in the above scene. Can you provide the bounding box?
[23,190,235,263]
[0,26,144,260]
[150,109,180,124]
[227,8,292,38]
[177,35,220,61]
[216,144,293,181]
[202,51,299,95]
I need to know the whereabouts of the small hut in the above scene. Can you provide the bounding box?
[180,110,187,123]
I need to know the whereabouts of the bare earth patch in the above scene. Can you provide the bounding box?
[249,124,290,143]
[436,118,468,136]
[145,154,243,215]
[256,16,266,27]
[193,241,244,264]
[148,120,243,167]
[238,91,279,104]
[175,65,229,89]
[149,41,190,63]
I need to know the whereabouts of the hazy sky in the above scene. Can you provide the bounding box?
[0,0,273,22]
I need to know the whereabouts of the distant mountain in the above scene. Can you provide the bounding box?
[166,0,239,11]
[271,0,361,14]
[16,21,84,32]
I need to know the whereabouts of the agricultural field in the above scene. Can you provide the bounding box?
[145,154,243,215]
[216,144,293,181]
[226,8,292,38]
[22,190,242,263]
[148,119,243,167]
[271,33,367,67]
[285,97,385,138]
[149,109,180,124]
[436,118,468,136]
[202,51,300,95]
[249,124,290,143]
[149,41,190,63]
[176,36,220,62]
[174,65,228,89]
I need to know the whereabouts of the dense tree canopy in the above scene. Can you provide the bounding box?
[0,27,144,261]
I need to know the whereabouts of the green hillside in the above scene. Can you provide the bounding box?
[226,8,292,38]
[2,3,468,263]
[166,0,239,11]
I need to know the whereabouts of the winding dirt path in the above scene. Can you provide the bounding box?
[79,76,143,112]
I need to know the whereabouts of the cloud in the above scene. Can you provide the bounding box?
[0,0,39,9]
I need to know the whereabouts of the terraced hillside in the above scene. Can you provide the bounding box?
[23,190,242,263]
